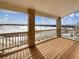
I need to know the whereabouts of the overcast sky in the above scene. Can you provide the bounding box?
[0,9,79,25]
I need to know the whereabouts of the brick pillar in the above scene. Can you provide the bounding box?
[28,9,35,48]
[56,17,61,37]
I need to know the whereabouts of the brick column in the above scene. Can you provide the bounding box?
[56,17,61,37]
[28,9,35,48]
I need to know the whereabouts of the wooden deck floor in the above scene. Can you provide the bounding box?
[0,38,79,59]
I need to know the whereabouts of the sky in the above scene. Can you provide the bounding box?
[0,8,79,25]
[62,11,79,25]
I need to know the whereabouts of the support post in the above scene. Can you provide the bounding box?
[56,17,61,37]
[28,9,35,48]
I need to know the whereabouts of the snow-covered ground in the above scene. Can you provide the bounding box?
[0,26,56,34]
[62,33,79,41]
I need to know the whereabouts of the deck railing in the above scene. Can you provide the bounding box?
[0,29,56,53]
[0,32,28,52]
[35,29,56,42]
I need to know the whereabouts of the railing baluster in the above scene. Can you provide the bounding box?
[19,34,22,45]
[5,35,7,49]
[15,34,17,47]
[24,33,27,44]
[18,34,21,46]
[21,34,22,45]
[2,35,4,52]
[22,34,24,45]
[8,34,11,48]
[11,34,14,47]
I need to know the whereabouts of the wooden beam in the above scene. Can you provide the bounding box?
[56,17,61,37]
[28,8,35,48]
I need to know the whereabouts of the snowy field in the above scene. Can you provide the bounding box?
[0,26,56,34]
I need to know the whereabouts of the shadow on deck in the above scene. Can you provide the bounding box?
[0,37,79,59]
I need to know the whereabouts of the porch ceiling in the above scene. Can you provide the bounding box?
[0,0,79,18]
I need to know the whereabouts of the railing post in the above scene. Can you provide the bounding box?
[56,17,61,37]
[28,8,35,48]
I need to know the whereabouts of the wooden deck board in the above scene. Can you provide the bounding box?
[0,38,79,59]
